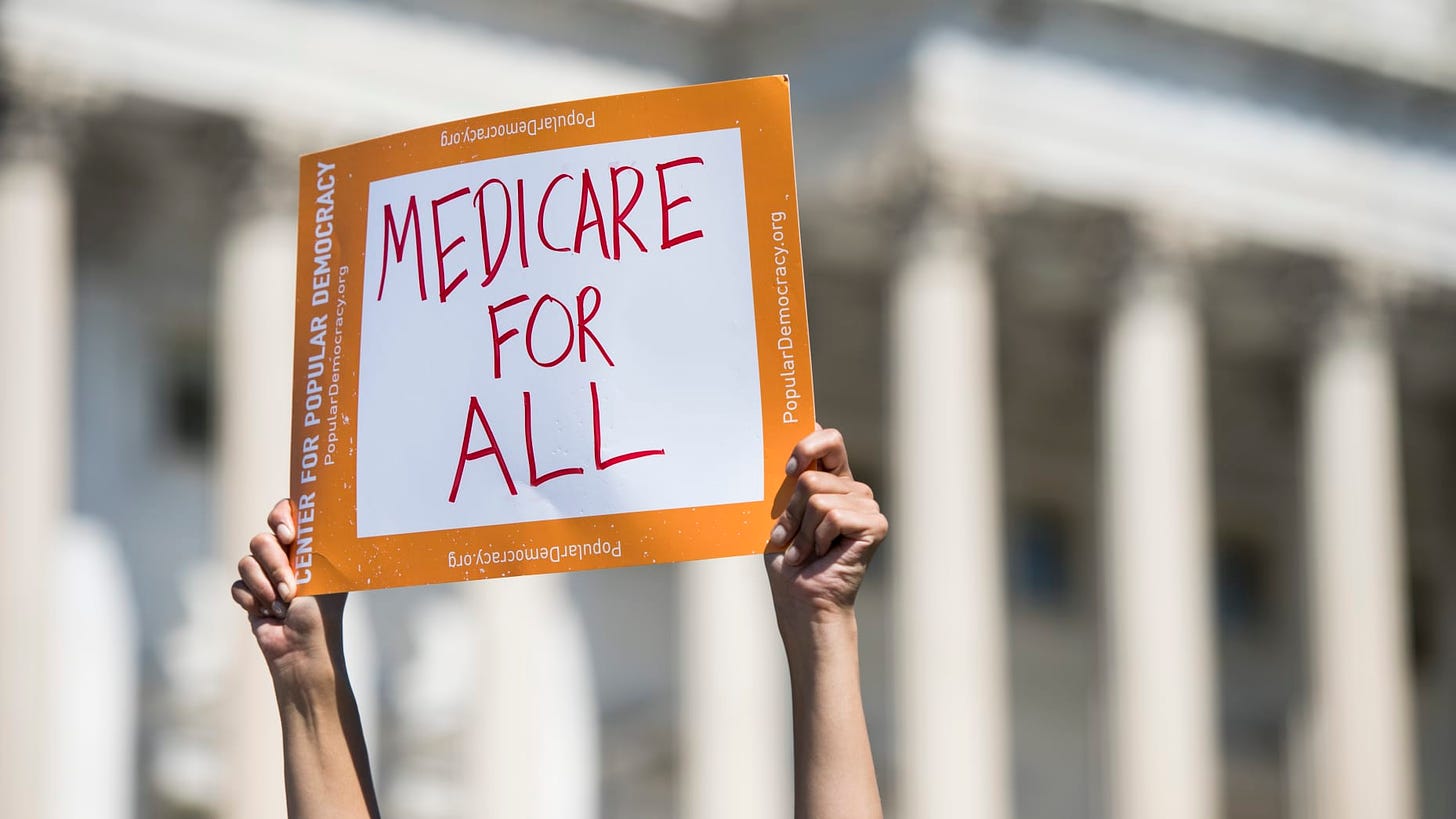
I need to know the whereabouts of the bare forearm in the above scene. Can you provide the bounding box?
[783,614,883,819]
[274,661,380,819]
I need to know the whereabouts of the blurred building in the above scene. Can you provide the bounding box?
[2,0,1456,817]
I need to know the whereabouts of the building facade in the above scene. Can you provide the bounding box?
[2,0,1455,817]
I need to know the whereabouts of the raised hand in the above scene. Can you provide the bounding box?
[230,498,345,682]
[763,426,886,819]
[765,426,888,628]
[228,498,377,818]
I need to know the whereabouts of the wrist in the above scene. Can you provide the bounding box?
[269,600,348,692]
[778,608,858,672]
[272,659,344,736]
[269,645,343,697]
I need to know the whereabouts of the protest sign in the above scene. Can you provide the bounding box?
[288,76,813,594]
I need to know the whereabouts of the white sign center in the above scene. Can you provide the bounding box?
[354,128,763,538]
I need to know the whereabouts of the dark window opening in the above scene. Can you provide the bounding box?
[1008,506,1073,609]
[161,332,214,455]
[1215,535,1270,635]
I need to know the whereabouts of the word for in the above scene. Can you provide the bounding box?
[486,285,613,379]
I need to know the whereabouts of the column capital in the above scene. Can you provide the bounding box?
[225,120,311,223]
[893,167,1028,272]
[898,193,989,264]
[1134,213,1228,262]
[1,64,118,166]
[1308,276,1389,358]
[1105,214,1220,312]
[919,163,1028,224]
[2,85,77,167]
[1291,258,1403,363]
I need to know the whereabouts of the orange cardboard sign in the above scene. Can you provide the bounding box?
[289,76,813,594]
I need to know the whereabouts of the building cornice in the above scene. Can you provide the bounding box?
[2,0,678,146]
[1064,0,1456,94]
[912,29,1456,285]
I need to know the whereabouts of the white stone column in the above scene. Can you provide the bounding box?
[890,203,1010,819]
[462,575,599,819]
[0,96,71,819]
[215,148,296,819]
[48,519,139,819]
[679,557,791,819]
[1303,289,1418,819]
[1100,231,1218,819]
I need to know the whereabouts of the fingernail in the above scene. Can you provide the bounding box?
[785,544,801,564]
[276,523,294,544]
[276,582,290,603]
[271,600,285,619]
[769,524,787,546]
[785,456,798,475]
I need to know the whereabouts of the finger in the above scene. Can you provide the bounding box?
[781,471,859,531]
[792,492,842,563]
[237,555,284,618]
[231,580,263,615]
[772,473,813,548]
[785,427,852,479]
[236,554,273,602]
[771,505,800,563]
[265,500,298,602]
[802,493,871,559]
[267,499,297,546]
[250,530,297,604]
[774,471,851,559]
[812,500,887,558]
